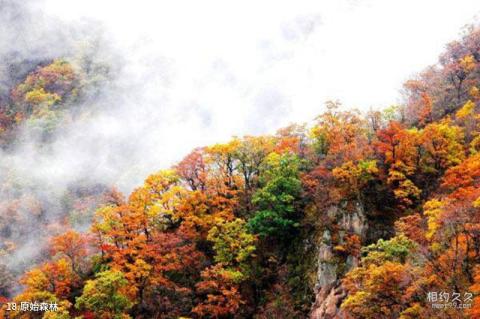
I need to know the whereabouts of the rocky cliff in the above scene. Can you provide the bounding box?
[310,202,368,319]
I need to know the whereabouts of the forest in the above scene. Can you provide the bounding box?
[2,6,480,319]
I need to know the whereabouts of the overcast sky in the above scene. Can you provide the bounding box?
[28,0,480,188]
[43,0,480,120]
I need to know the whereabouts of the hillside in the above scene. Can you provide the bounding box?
[1,17,480,319]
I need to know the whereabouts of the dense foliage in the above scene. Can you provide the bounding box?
[2,23,480,319]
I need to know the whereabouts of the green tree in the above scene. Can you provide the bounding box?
[247,152,302,238]
[75,270,133,319]
[208,218,256,276]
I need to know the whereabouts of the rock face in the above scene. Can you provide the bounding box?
[310,202,367,319]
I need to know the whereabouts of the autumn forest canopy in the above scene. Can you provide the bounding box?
[4,7,480,319]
